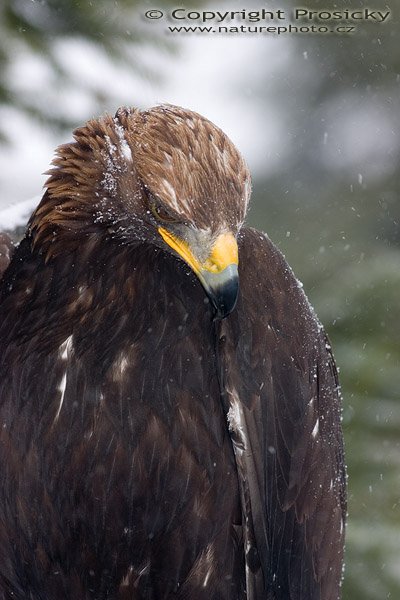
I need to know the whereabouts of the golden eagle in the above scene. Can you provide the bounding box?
[0,105,346,599]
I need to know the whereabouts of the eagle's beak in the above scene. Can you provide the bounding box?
[158,228,239,319]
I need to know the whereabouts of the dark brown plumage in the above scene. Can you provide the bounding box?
[0,105,346,600]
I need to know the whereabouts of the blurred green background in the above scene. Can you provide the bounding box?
[0,1,399,598]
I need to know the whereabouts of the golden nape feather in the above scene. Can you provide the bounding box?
[0,104,346,600]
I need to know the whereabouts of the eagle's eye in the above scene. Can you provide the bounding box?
[149,197,179,224]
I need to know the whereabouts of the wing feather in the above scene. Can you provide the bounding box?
[218,227,346,600]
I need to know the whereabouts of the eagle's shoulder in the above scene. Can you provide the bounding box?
[0,232,15,281]
[238,226,321,336]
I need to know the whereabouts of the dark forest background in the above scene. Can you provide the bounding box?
[0,1,399,598]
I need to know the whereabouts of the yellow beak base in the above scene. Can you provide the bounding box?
[158,228,238,276]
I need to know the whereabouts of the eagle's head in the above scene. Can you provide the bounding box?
[29,105,251,318]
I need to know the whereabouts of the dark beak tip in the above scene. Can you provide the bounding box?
[199,264,239,320]
[209,275,239,320]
